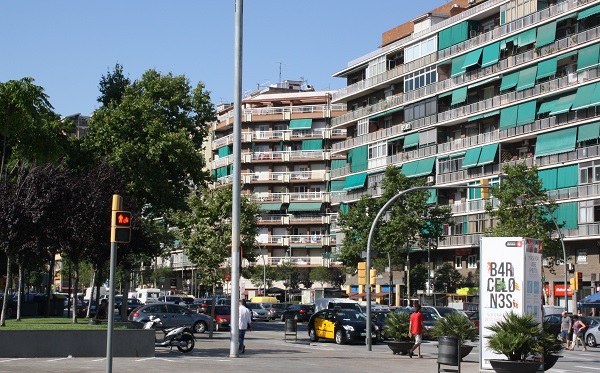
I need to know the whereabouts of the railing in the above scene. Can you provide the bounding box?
[255,256,327,266]
[217,103,347,123]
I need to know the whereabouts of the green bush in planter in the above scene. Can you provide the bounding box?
[383,311,411,342]
[430,312,477,346]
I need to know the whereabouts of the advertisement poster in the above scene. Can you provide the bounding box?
[479,237,542,370]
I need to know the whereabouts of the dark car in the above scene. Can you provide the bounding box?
[264,302,290,320]
[281,304,314,322]
[420,307,441,339]
[373,310,390,341]
[466,311,480,334]
[128,302,212,333]
[191,298,213,313]
[308,308,379,345]
[204,305,231,331]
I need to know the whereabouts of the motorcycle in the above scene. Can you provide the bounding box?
[143,315,196,353]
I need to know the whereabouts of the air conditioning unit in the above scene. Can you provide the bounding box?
[427,176,435,183]
[470,30,477,38]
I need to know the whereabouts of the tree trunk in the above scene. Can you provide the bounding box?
[86,271,95,318]
[1,254,13,326]
[45,254,56,318]
[72,261,79,323]
[16,263,23,320]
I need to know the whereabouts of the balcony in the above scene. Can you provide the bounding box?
[215,103,347,126]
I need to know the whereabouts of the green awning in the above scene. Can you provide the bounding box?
[536,58,557,80]
[401,160,419,177]
[517,28,537,47]
[462,48,482,69]
[369,106,404,119]
[349,145,368,172]
[468,76,499,89]
[438,90,453,98]
[343,172,367,191]
[287,202,322,212]
[484,110,500,118]
[578,121,600,142]
[414,157,436,177]
[477,143,498,166]
[500,70,519,91]
[577,3,600,20]
[217,145,232,157]
[289,118,313,130]
[481,42,500,68]
[591,83,600,107]
[571,83,597,111]
[468,114,484,122]
[516,65,537,91]
[548,93,576,115]
[499,105,518,129]
[557,12,578,22]
[403,133,420,149]
[330,180,346,192]
[556,165,579,189]
[451,86,468,106]
[302,139,323,150]
[537,96,560,115]
[538,168,558,191]
[260,203,282,211]
[536,21,557,48]
[451,54,468,78]
[576,43,600,72]
[331,159,347,170]
[387,135,404,143]
[558,50,578,60]
[516,100,537,126]
[462,147,482,169]
[339,203,349,214]
[534,127,577,157]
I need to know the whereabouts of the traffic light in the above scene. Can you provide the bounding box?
[358,261,366,285]
[574,271,582,290]
[570,277,576,291]
[111,211,131,243]
[370,268,377,285]
[480,178,490,199]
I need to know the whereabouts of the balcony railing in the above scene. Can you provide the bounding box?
[217,103,347,123]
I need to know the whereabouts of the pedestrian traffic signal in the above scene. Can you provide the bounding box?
[111,211,131,243]
[358,262,366,285]
[574,271,582,290]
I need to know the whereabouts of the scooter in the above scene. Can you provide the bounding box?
[143,316,196,353]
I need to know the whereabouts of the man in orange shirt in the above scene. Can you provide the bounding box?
[408,304,425,358]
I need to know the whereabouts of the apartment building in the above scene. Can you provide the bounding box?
[210,81,347,295]
[330,0,600,308]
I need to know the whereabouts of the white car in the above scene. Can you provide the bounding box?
[246,302,270,321]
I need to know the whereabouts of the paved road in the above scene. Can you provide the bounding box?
[0,319,596,372]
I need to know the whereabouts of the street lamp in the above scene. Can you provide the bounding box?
[258,246,267,295]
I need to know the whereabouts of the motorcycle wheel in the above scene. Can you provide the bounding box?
[177,334,195,353]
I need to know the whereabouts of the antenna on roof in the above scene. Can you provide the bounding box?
[277,62,286,83]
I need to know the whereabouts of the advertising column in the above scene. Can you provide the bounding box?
[479,237,543,370]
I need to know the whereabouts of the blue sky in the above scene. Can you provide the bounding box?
[0,1,444,117]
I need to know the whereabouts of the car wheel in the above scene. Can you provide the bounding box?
[309,328,319,342]
[193,321,207,334]
[335,329,345,345]
[586,333,597,347]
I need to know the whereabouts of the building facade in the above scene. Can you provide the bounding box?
[330,0,600,309]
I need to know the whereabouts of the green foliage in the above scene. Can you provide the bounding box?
[246,265,276,289]
[383,311,411,342]
[409,264,428,292]
[309,266,331,287]
[485,312,553,361]
[430,312,476,345]
[432,263,464,293]
[97,63,130,107]
[486,163,563,269]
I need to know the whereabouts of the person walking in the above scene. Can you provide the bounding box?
[408,304,425,358]
[238,299,252,354]
[560,311,572,349]
[570,315,587,351]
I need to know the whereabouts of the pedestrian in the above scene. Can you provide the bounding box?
[238,299,252,354]
[96,299,108,320]
[560,311,572,348]
[407,304,425,358]
[569,315,587,351]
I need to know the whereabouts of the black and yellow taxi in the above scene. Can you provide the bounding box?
[307,308,379,344]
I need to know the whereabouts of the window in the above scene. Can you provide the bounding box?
[455,256,463,269]
[404,36,437,63]
[468,255,478,269]
[404,65,437,93]
[579,160,600,184]
[357,118,369,136]
[366,56,386,79]
[576,249,587,264]
[579,200,594,223]
[405,98,437,122]
[439,157,463,174]
[368,141,387,160]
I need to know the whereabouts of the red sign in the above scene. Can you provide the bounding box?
[553,284,573,297]
[225,273,231,282]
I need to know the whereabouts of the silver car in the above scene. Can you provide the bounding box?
[246,302,270,321]
[128,302,212,333]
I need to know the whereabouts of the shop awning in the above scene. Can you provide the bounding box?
[451,86,468,106]
[462,147,482,169]
[477,143,498,166]
[536,57,557,80]
[571,83,597,111]
[499,70,519,91]
[287,202,322,212]
[481,42,500,68]
[516,100,537,126]
[536,21,557,48]
[289,118,313,130]
[548,93,576,116]
[462,48,482,69]
[369,106,403,119]
[534,127,577,157]
[576,43,600,72]
[403,132,420,149]
[260,203,282,211]
[577,3,600,20]
[578,121,600,142]
[413,157,436,178]
[499,105,518,129]
[516,65,537,91]
[343,172,368,191]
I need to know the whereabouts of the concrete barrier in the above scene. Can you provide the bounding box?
[0,329,155,358]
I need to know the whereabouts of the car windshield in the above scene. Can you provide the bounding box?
[247,303,262,310]
[422,310,440,321]
[271,304,287,310]
[215,305,231,314]
[437,308,458,317]
[335,310,366,321]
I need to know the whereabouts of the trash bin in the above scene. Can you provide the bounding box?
[438,336,460,370]
[284,318,297,342]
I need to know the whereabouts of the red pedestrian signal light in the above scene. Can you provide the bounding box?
[111,211,131,243]
[112,211,131,227]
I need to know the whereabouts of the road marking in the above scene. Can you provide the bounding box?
[575,366,600,370]
[0,359,23,363]
[46,357,72,362]
[91,358,106,362]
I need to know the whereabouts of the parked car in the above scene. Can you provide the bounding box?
[543,313,600,340]
[246,302,270,321]
[281,304,314,322]
[422,306,460,319]
[204,305,231,331]
[373,310,390,341]
[307,308,379,345]
[466,311,480,334]
[128,302,211,333]
[191,298,213,313]
[584,321,600,347]
[264,302,290,320]
[123,298,143,315]
[420,307,441,340]
[157,295,186,306]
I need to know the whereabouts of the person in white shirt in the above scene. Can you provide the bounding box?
[238,299,252,354]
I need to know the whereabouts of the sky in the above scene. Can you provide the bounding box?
[0,1,446,117]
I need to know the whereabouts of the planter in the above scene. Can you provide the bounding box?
[489,359,541,373]
[543,355,561,371]
[459,344,474,360]
[386,341,414,355]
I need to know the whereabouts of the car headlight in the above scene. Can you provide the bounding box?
[343,325,355,332]
[425,325,434,331]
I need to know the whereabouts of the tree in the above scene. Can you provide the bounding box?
[485,163,563,268]
[275,262,299,302]
[97,63,130,107]
[409,264,428,293]
[84,69,216,212]
[246,265,275,291]
[432,263,464,293]
[309,266,331,288]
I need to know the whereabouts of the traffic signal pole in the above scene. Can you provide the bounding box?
[106,194,121,373]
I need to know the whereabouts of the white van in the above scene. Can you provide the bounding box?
[131,288,160,304]
[315,298,362,312]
